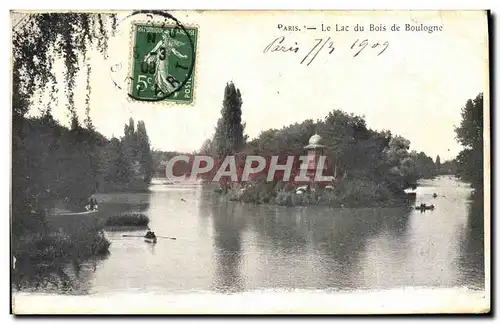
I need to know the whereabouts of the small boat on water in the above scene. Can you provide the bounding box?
[144,230,157,244]
[144,237,157,244]
[415,204,435,211]
[50,209,99,217]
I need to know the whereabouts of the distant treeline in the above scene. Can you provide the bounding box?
[152,150,193,178]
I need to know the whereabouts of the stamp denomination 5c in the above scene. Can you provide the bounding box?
[129,23,198,104]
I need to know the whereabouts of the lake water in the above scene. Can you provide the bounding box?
[12,176,487,313]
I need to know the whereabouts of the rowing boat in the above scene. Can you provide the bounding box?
[415,204,435,211]
[144,237,157,244]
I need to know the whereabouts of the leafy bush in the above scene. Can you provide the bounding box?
[105,213,149,226]
[13,226,111,263]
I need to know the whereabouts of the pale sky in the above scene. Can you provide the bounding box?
[29,11,488,161]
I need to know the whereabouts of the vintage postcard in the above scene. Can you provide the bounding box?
[10,10,490,314]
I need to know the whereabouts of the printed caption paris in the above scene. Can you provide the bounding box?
[277,23,390,32]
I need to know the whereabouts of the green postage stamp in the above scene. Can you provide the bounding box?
[129,23,198,104]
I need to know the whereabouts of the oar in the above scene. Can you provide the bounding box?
[157,236,176,240]
[122,234,177,240]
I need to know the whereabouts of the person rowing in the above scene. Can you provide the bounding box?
[144,230,157,239]
[85,197,99,211]
[144,230,157,244]
[122,232,176,240]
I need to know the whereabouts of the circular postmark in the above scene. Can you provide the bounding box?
[110,10,197,103]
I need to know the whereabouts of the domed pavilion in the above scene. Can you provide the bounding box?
[301,133,328,182]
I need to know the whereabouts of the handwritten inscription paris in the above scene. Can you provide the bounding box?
[263,22,443,66]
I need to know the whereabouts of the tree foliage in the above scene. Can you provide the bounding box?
[212,82,245,159]
[136,121,154,184]
[435,155,441,169]
[219,108,428,206]
[12,13,117,119]
[455,93,484,190]
[411,151,436,179]
[151,150,191,178]
[206,105,426,204]
[456,94,484,149]
[439,159,457,175]
[11,13,160,239]
[12,13,118,236]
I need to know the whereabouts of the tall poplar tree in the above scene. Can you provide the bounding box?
[435,155,441,174]
[136,121,154,184]
[213,82,245,160]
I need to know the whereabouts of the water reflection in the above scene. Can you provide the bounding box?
[96,192,151,215]
[12,192,151,294]
[457,194,485,289]
[251,206,309,254]
[13,177,485,294]
[250,205,412,290]
[210,200,246,293]
[358,178,481,290]
[12,255,108,295]
[314,208,411,290]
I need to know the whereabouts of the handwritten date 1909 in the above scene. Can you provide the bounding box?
[263,36,389,66]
